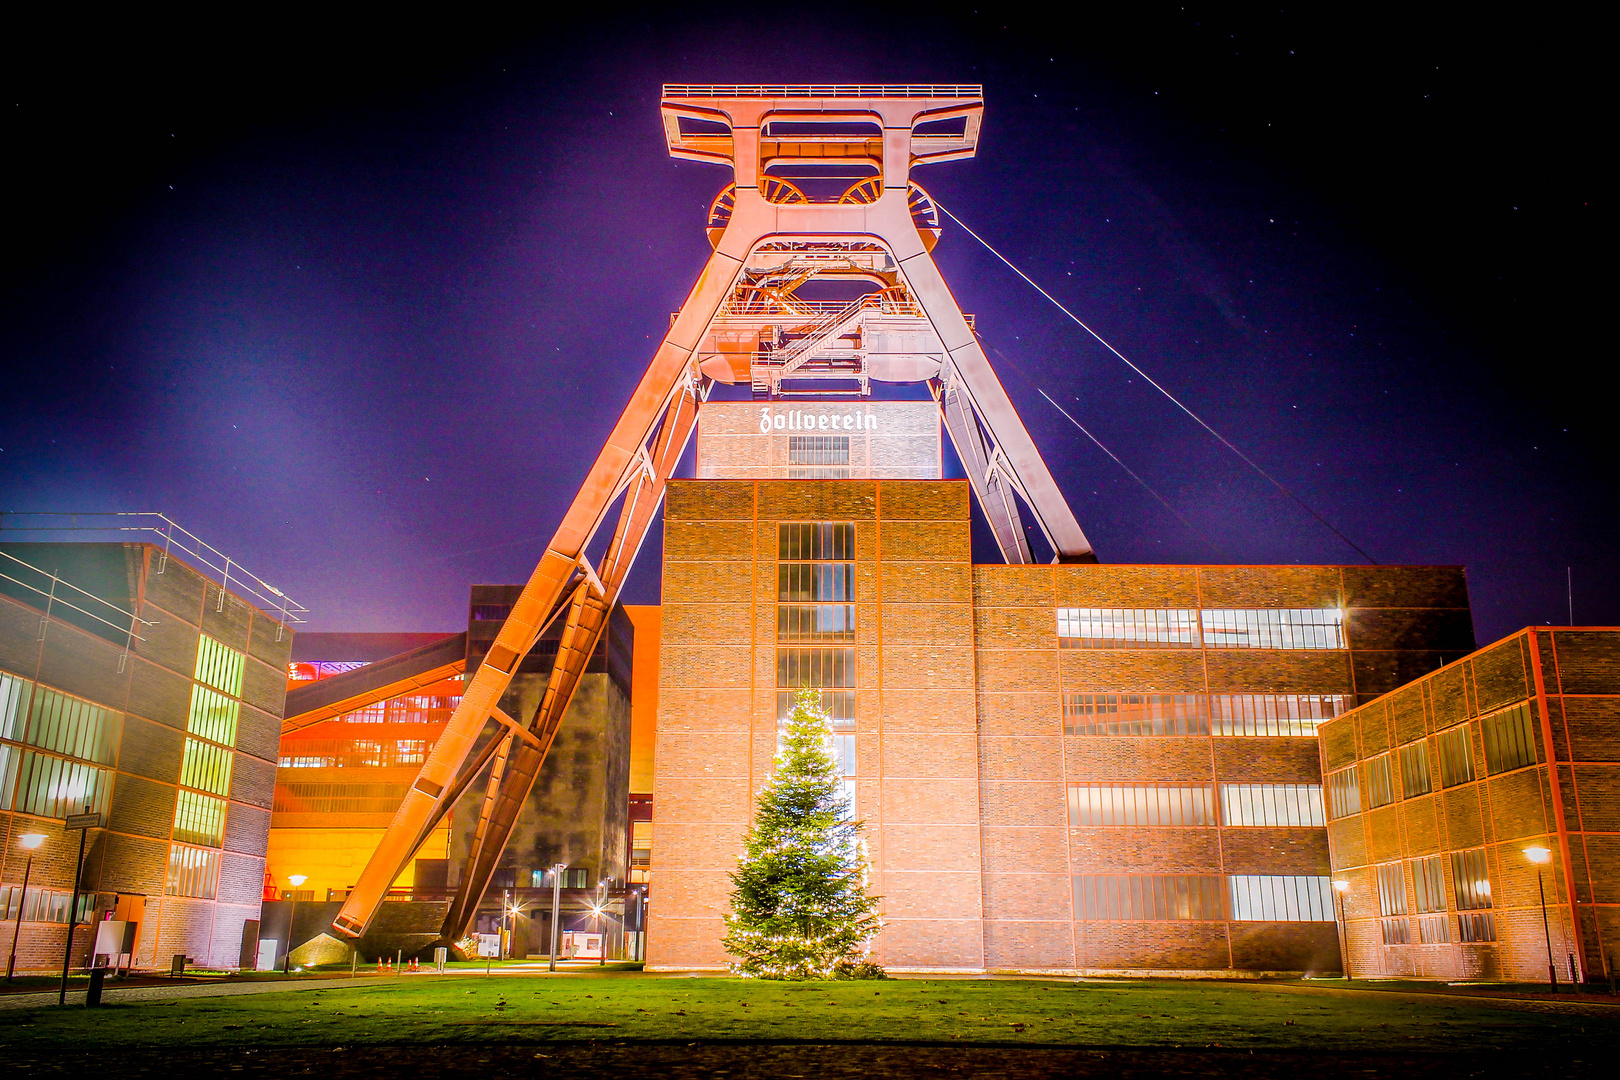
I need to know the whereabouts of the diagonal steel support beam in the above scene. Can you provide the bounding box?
[439,380,700,941]
[331,247,735,941]
[936,361,1034,564]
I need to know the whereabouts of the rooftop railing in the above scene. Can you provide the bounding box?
[663,84,982,99]
[0,511,308,627]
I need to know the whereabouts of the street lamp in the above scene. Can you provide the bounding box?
[547,863,567,973]
[503,893,525,962]
[284,875,308,975]
[6,833,47,981]
[1524,846,1558,990]
[1332,879,1352,981]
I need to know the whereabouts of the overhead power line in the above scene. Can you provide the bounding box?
[933,198,1377,565]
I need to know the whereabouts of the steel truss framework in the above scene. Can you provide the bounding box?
[331,85,1096,945]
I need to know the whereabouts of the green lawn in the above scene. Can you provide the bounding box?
[1,975,1612,1053]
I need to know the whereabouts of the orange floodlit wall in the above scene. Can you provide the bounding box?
[268,647,461,900]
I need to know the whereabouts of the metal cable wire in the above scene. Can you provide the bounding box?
[933,198,1377,565]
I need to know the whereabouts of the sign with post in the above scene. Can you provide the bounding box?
[59,808,103,1005]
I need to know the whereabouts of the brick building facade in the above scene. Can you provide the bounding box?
[1,543,289,973]
[647,478,1474,973]
[1321,628,1620,983]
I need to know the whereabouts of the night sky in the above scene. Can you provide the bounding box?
[0,10,1607,645]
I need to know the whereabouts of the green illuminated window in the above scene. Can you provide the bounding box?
[179,737,233,796]
[172,789,227,847]
[1,671,121,765]
[186,685,240,747]
[194,635,245,696]
[0,745,113,819]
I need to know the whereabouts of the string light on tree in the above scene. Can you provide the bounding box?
[723,687,884,980]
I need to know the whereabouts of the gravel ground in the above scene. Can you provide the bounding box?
[0,1042,1602,1078]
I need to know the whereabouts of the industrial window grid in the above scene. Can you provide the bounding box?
[1066,784,1215,827]
[1450,848,1493,912]
[180,737,234,797]
[279,736,438,769]
[1437,724,1476,787]
[1365,754,1396,809]
[1056,608,1198,649]
[1481,703,1539,775]
[1219,784,1326,827]
[775,689,856,729]
[778,523,857,813]
[1055,608,1345,650]
[332,693,461,725]
[1327,766,1361,819]
[172,789,227,847]
[787,434,850,465]
[272,782,411,815]
[532,867,589,889]
[1061,691,1347,737]
[1377,863,1408,916]
[1412,855,1447,913]
[0,886,94,924]
[1062,693,1206,736]
[195,634,245,696]
[187,685,240,748]
[0,672,121,766]
[1417,914,1450,943]
[1458,912,1497,943]
[1399,741,1433,799]
[1073,874,1225,921]
[0,745,113,819]
[1381,917,1411,945]
[787,467,853,479]
[1209,693,1347,736]
[1227,875,1334,921]
[165,844,220,899]
[779,522,854,561]
[1199,608,1345,650]
[778,603,856,643]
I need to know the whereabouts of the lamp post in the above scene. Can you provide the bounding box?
[283,874,307,975]
[547,863,566,973]
[1332,879,1352,981]
[6,833,47,982]
[1524,846,1558,990]
[503,892,525,962]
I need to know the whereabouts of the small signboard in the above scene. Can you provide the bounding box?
[65,812,104,831]
[476,933,500,958]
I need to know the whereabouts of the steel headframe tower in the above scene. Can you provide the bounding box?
[330,84,1096,946]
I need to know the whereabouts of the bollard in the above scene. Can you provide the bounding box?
[86,967,106,1007]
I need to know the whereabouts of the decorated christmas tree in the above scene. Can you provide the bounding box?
[722,687,883,979]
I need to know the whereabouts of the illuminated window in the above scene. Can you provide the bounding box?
[166,845,220,898]
[173,789,226,847]
[778,522,853,560]
[1417,914,1449,943]
[1365,754,1396,809]
[1399,741,1433,798]
[396,739,429,765]
[1066,784,1215,827]
[0,886,94,923]
[777,648,855,688]
[1327,766,1361,819]
[0,746,113,819]
[1376,863,1408,916]
[778,604,856,643]
[778,563,854,602]
[1481,703,1539,775]
[1074,874,1224,920]
[1437,724,1475,787]
[1063,693,1207,736]
[1227,875,1333,921]
[179,738,233,796]
[1056,608,1197,649]
[532,867,589,889]
[0,674,120,765]
[186,685,240,747]
[788,435,850,478]
[195,635,245,696]
[775,689,854,730]
[272,783,410,814]
[1200,608,1344,650]
[1452,847,1496,942]
[1209,693,1346,736]
[1219,784,1326,827]
[1412,855,1446,913]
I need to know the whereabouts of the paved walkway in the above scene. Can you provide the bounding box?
[0,975,375,1010]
